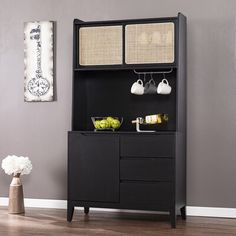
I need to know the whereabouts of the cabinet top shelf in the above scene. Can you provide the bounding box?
[73,13,185,26]
[73,15,186,70]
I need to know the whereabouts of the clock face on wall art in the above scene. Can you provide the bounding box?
[27,77,50,97]
[24,21,54,102]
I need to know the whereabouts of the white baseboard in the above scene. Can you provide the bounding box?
[1,197,236,218]
[0,197,67,209]
[186,206,236,218]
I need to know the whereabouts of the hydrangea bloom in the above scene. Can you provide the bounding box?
[1,155,32,176]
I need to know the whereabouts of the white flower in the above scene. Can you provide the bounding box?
[1,155,32,176]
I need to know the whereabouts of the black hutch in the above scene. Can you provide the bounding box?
[68,13,187,228]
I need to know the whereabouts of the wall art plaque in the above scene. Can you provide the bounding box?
[24,21,54,102]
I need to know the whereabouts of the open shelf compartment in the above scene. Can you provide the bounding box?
[72,69,177,132]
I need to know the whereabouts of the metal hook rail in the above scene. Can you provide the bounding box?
[133,68,173,75]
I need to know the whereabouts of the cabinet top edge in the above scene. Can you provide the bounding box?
[68,131,177,135]
[74,13,186,25]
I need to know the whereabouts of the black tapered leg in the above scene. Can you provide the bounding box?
[170,209,176,228]
[180,206,186,220]
[84,207,89,214]
[67,202,74,222]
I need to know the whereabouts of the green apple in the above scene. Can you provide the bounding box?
[106,117,114,126]
[111,119,121,129]
[94,120,101,129]
[100,119,109,129]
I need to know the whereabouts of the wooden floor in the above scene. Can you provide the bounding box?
[1,207,236,236]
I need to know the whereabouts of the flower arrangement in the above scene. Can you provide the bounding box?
[1,155,32,176]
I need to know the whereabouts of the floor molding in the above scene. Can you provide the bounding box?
[0,197,67,209]
[1,197,236,218]
[187,206,236,218]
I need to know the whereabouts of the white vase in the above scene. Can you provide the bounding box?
[8,174,25,214]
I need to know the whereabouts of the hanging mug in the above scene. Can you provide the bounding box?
[131,79,144,95]
[144,79,157,94]
[157,79,171,95]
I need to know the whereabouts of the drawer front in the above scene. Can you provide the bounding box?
[120,158,173,181]
[120,182,172,210]
[120,135,175,158]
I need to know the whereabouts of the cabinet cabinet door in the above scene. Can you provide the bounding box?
[125,22,175,64]
[68,133,119,202]
[79,26,123,66]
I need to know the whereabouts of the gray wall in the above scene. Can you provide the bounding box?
[1,0,236,208]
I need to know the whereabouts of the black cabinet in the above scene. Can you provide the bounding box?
[68,13,187,228]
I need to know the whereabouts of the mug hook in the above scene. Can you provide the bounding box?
[163,73,166,80]
[149,73,155,85]
[150,72,154,80]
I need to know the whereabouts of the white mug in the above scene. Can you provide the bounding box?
[131,79,144,95]
[157,79,171,95]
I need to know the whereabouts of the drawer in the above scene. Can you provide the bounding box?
[120,135,175,158]
[120,158,173,181]
[120,182,172,210]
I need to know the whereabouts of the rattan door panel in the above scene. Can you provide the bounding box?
[79,26,123,66]
[125,22,174,64]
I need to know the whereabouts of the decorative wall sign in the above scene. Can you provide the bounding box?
[24,21,54,102]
